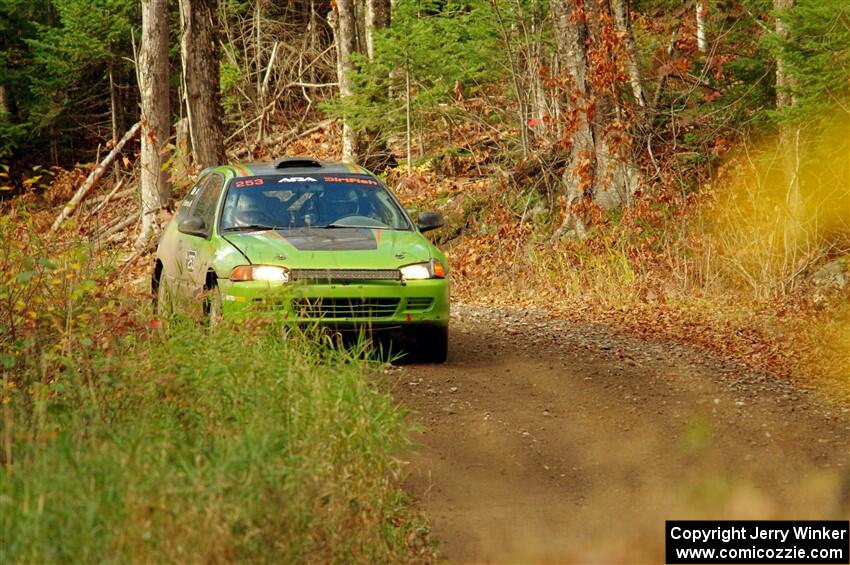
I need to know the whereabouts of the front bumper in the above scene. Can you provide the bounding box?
[216,278,450,326]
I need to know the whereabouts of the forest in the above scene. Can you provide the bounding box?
[0,0,848,562]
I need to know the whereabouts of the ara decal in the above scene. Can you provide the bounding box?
[278,176,318,183]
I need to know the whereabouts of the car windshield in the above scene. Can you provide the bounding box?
[219,174,411,231]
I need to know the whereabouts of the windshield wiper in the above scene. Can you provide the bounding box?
[223,224,286,232]
[315,223,392,230]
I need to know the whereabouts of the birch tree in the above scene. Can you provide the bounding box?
[365,0,391,61]
[612,0,646,107]
[137,0,171,248]
[695,0,708,54]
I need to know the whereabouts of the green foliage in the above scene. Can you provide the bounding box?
[0,0,138,163]
[220,60,247,118]
[0,0,50,157]
[26,0,138,137]
[774,0,850,122]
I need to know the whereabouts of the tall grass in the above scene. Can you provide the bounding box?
[0,213,426,563]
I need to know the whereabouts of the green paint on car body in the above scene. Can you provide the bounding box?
[154,159,450,360]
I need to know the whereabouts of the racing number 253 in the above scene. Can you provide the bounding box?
[235,178,265,188]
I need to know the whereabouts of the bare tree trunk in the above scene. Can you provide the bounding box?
[357,0,398,171]
[108,64,121,180]
[0,85,7,118]
[108,65,119,148]
[253,0,265,143]
[612,0,646,107]
[137,0,171,249]
[774,0,796,112]
[551,0,593,237]
[180,0,225,169]
[355,0,368,55]
[331,0,362,163]
[309,0,319,84]
[365,0,391,60]
[774,0,802,253]
[695,0,708,55]
[529,2,550,138]
[550,0,640,238]
[405,68,412,174]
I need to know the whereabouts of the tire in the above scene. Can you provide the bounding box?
[202,283,223,327]
[155,276,173,318]
[417,324,449,363]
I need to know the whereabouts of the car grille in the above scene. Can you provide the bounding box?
[291,297,400,319]
[405,297,434,311]
[290,269,401,281]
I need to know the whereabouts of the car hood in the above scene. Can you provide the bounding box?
[221,228,433,270]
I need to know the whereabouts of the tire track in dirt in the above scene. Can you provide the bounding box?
[395,304,850,563]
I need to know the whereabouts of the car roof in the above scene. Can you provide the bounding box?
[218,158,374,178]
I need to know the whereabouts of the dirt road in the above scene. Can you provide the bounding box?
[395,304,850,563]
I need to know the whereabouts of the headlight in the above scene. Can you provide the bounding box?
[400,259,446,280]
[230,265,290,282]
[400,264,431,280]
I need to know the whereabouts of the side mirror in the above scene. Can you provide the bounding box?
[417,211,444,233]
[178,216,206,237]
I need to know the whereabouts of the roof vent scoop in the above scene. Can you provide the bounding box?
[274,157,322,169]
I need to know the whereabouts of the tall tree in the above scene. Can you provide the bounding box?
[550,0,640,237]
[365,0,391,61]
[137,0,171,248]
[612,0,646,108]
[361,0,395,171]
[330,0,362,163]
[774,0,801,249]
[774,0,796,112]
[179,0,225,169]
[695,0,708,54]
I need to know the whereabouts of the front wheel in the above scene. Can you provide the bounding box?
[155,276,174,318]
[202,283,223,327]
[416,325,448,363]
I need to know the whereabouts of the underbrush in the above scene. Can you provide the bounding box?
[0,213,428,563]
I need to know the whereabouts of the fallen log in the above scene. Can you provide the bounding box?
[88,185,135,207]
[83,177,127,220]
[50,121,141,233]
[94,210,140,242]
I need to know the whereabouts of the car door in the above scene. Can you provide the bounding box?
[176,172,226,299]
[158,173,210,298]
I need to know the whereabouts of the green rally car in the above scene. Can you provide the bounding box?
[152,157,450,362]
